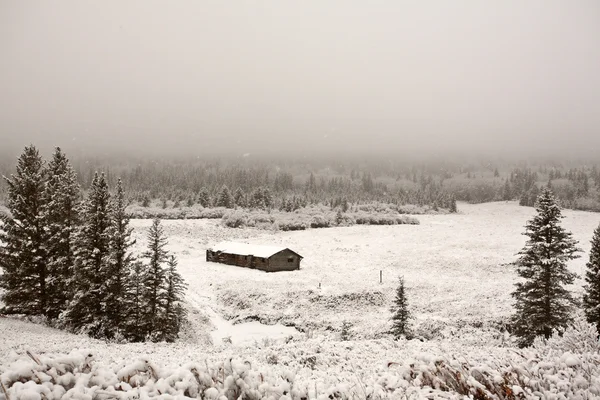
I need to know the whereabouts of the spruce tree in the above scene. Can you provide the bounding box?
[142,218,169,337]
[502,179,512,201]
[64,172,112,338]
[42,147,80,320]
[158,255,187,342]
[234,187,246,208]
[123,260,147,342]
[215,185,233,208]
[390,276,411,339]
[262,186,273,209]
[449,194,457,213]
[197,188,210,207]
[0,145,48,316]
[102,178,136,338]
[250,187,265,209]
[511,188,581,347]
[583,223,600,332]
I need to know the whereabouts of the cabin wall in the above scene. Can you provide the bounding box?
[267,250,301,272]
[206,250,270,271]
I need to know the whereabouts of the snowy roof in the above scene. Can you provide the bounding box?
[209,241,301,258]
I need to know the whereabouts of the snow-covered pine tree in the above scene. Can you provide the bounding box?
[262,186,273,209]
[234,187,246,208]
[448,194,457,213]
[583,223,600,332]
[64,172,112,338]
[123,260,147,342]
[197,188,210,207]
[42,147,80,320]
[249,187,265,209]
[158,255,187,342]
[142,218,169,338]
[103,178,136,338]
[511,187,581,347]
[502,179,512,201]
[0,145,48,315]
[390,276,411,339]
[186,195,194,207]
[215,185,233,208]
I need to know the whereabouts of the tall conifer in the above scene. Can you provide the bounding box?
[102,178,136,338]
[42,147,80,320]
[0,146,47,315]
[583,223,600,332]
[142,218,169,337]
[64,172,112,337]
[511,188,581,347]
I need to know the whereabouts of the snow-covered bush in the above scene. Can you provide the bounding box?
[532,315,600,354]
[220,208,419,231]
[4,343,600,400]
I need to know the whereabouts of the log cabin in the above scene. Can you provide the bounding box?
[206,241,302,272]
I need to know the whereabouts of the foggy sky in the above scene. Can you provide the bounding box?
[1,1,599,157]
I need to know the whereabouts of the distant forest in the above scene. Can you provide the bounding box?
[1,152,599,213]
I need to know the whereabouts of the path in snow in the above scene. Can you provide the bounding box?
[184,286,298,347]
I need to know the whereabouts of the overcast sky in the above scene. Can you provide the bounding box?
[1,1,599,157]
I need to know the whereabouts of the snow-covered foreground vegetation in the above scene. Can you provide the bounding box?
[2,201,600,399]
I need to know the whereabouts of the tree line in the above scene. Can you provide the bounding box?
[0,146,187,342]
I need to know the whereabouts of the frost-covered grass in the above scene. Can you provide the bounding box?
[1,320,599,399]
[127,201,598,345]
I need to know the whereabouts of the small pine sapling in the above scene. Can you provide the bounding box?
[390,276,411,339]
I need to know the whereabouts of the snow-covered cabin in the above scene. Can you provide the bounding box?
[206,241,302,272]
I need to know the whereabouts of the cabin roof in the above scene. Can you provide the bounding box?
[209,241,302,259]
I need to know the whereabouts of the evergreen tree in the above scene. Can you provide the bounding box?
[102,178,136,338]
[0,145,48,315]
[123,260,147,342]
[250,187,265,209]
[42,147,80,320]
[262,186,273,209]
[64,172,112,337]
[142,218,169,338]
[583,223,600,332]
[449,194,457,213]
[197,188,210,207]
[158,255,187,342]
[215,185,233,208]
[390,276,411,339]
[234,187,246,208]
[502,179,512,201]
[186,196,194,207]
[511,188,581,347]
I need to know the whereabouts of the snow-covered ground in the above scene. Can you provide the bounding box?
[127,201,599,346]
[1,201,599,398]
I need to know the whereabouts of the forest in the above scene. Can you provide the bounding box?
[1,151,598,214]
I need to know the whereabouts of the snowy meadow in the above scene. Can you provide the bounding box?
[2,201,600,399]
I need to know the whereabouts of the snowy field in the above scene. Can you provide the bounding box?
[132,201,599,346]
[1,201,599,398]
